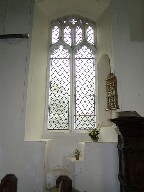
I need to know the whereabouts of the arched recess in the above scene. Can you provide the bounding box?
[97,54,112,127]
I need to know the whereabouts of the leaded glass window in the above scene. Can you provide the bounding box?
[48,15,96,131]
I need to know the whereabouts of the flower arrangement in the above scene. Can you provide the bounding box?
[74,149,81,160]
[74,149,81,155]
[88,124,101,142]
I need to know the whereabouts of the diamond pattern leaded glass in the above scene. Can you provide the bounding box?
[48,16,96,131]
[52,26,59,44]
[75,26,82,45]
[48,45,70,129]
[86,26,94,45]
[64,26,71,46]
[75,45,96,129]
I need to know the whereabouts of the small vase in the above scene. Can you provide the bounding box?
[75,154,80,160]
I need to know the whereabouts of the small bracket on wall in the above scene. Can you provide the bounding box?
[0,33,29,39]
[106,73,119,110]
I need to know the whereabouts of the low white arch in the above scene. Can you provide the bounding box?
[97,54,112,127]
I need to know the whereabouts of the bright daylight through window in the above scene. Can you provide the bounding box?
[47,15,96,131]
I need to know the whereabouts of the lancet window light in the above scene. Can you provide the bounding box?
[48,15,96,131]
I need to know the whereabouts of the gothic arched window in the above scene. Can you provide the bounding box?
[48,15,96,131]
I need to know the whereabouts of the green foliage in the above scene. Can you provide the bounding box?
[74,149,81,155]
[88,124,100,141]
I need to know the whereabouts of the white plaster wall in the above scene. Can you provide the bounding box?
[63,142,119,192]
[96,8,112,126]
[97,55,111,126]
[25,4,48,140]
[0,0,45,191]
[96,5,118,121]
[46,142,119,191]
[36,0,109,21]
[96,6,118,139]
[128,0,144,42]
[111,0,144,116]
[96,6,112,67]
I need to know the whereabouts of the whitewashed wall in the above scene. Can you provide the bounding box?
[96,7,113,127]
[111,0,144,116]
[3,0,143,191]
[25,4,49,140]
[0,1,45,191]
[69,142,119,192]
